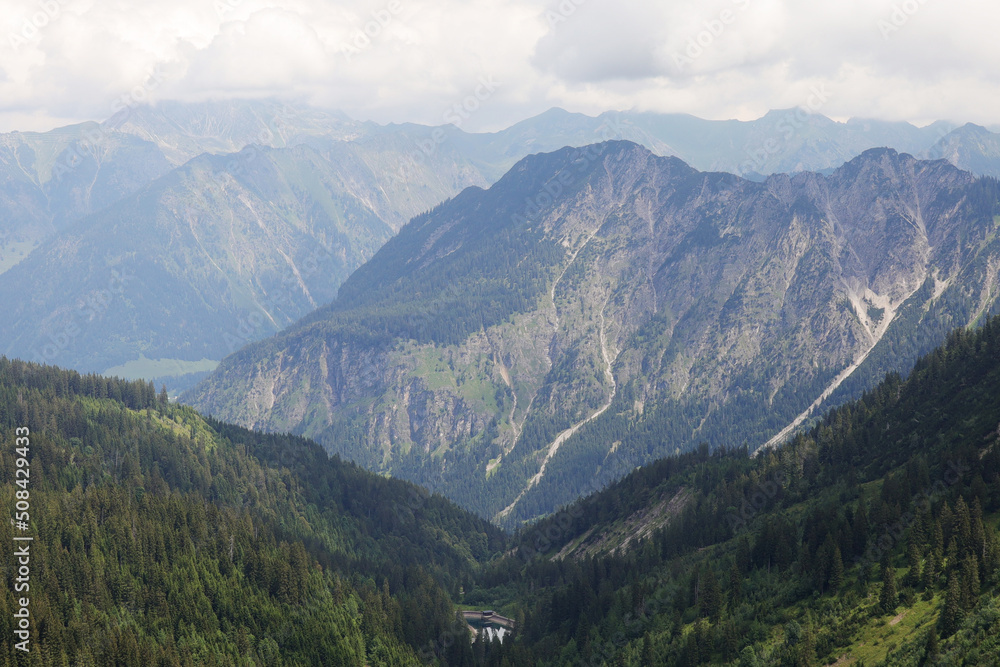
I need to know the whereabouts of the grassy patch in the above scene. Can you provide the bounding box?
[103,354,219,381]
[0,240,37,274]
[843,592,939,665]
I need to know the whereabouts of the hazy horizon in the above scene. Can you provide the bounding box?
[2,98,996,138]
[3,0,999,133]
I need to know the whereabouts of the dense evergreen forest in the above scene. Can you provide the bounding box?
[469,315,1000,665]
[4,313,1000,665]
[0,359,504,666]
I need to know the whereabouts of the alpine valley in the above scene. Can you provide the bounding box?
[3,293,1000,665]
[2,100,1000,667]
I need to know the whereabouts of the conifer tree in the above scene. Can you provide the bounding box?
[923,626,939,664]
[695,618,711,664]
[829,546,844,592]
[729,563,743,606]
[905,541,922,588]
[940,571,963,636]
[970,498,986,561]
[923,548,939,598]
[642,634,654,666]
[701,566,722,622]
[985,530,1000,585]
[954,496,972,558]
[853,501,870,560]
[946,537,959,572]
[880,566,898,614]
[798,628,816,667]
[960,555,980,611]
[932,518,944,563]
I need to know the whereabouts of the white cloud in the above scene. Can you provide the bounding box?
[0,0,997,132]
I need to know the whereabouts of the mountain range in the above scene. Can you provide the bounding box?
[185,140,1000,527]
[4,100,1000,393]
[3,98,1000,665]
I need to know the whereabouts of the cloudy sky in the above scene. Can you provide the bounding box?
[1,0,997,133]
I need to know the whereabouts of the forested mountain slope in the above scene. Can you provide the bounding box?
[470,315,1000,665]
[0,357,503,666]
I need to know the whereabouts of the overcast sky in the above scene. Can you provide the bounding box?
[1,0,997,133]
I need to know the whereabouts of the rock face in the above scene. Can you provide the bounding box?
[185,141,999,525]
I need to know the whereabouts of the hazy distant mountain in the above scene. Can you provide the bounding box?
[0,122,517,390]
[114,99,980,183]
[5,99,1000,395]
[186,142,1000,526]
[111,98,365,165]
[923,123,1000,176]
[475,107,965,178]
[443,104,1000,179]
[0,123,172,271]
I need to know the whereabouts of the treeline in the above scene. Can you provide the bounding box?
[0,359,160,413]
[0,357,503,666]
[471,314,1000,665]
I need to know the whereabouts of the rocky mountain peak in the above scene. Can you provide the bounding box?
[185,141,1000,526]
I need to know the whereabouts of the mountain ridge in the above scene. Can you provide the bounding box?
[5,99,1000,394]
[186,141,1000,526]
